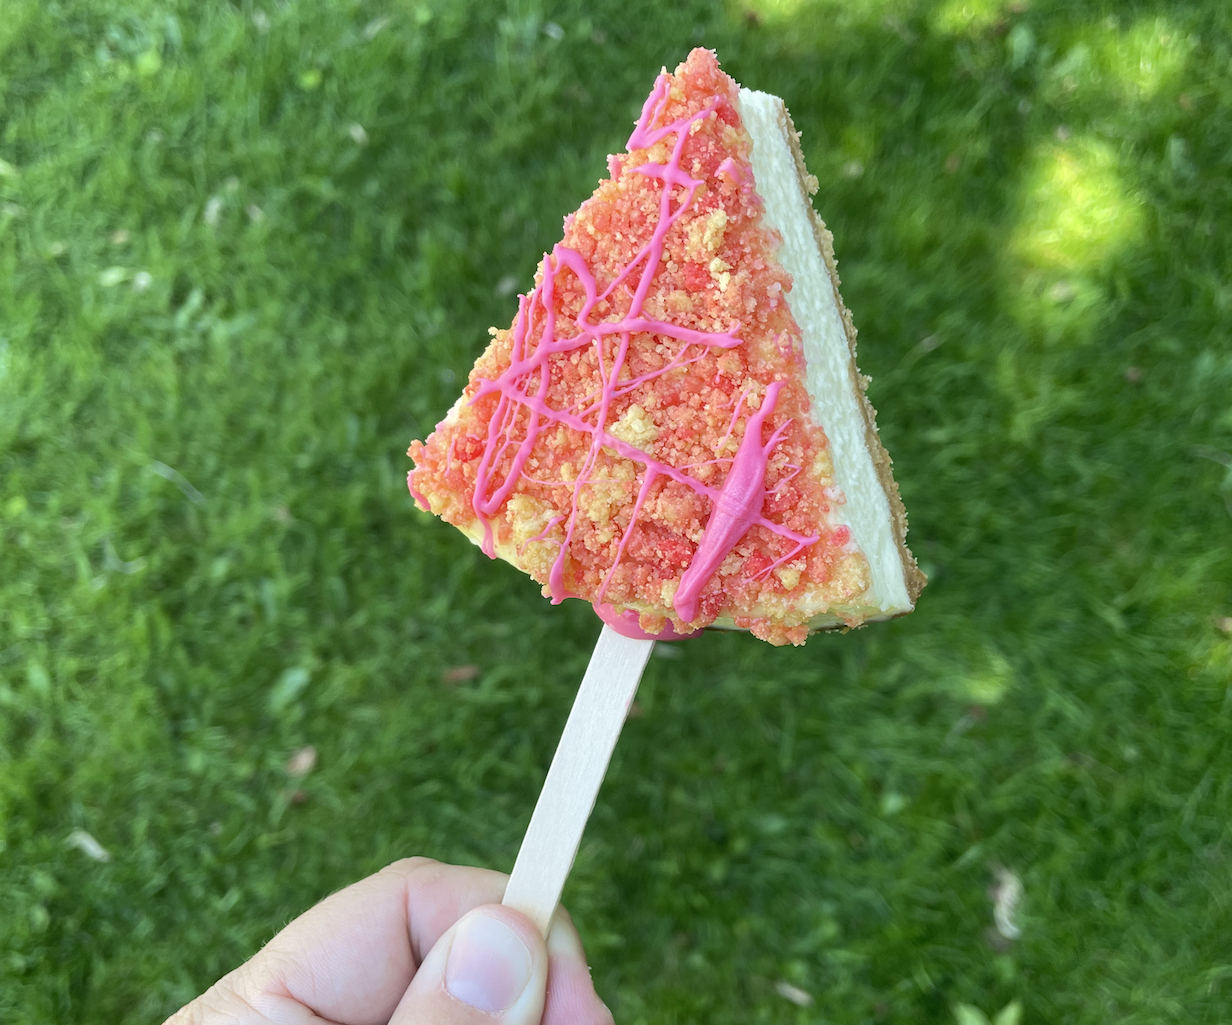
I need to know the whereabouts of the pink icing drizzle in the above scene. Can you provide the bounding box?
[457,71,818,627]
[672,379,788,622]
[408,480,431,512]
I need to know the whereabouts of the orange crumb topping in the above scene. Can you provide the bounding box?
[409,49,871,645]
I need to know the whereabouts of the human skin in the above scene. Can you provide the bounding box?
[164,857,614,1025]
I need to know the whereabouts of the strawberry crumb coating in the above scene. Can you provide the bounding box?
[409,49,872,645]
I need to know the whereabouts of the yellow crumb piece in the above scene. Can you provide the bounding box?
[703,208,728,251]
[609,403,660,452]
[507,494,553,545]
[506,494,561,576]
[774,564,802,590]
[685,208,728,260]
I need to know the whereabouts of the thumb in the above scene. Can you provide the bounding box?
[390,904,548,1025]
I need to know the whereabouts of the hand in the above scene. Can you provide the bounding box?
[166,857,614,1025]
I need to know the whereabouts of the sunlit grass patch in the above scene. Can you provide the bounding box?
[1098,16,1193,101]
[930,0,1019,36]
[1011,137,1143,276]
[730,0,920,29]
[1003,136,1143,346]
[901,642,1016,710]
[1201,631,1232,688]
[1042,15,1194,105]
[959,651,1015,707]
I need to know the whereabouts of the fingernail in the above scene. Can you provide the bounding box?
[445,914,533,1013]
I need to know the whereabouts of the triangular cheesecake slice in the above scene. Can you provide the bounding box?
[409,49,924,645]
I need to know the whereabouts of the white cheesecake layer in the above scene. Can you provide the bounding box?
[739,88,914,620]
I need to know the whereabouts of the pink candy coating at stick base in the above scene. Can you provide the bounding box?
[594,602,704,641]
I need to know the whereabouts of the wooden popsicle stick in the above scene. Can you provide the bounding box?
[502,625,655,935]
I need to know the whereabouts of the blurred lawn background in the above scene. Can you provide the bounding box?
[2,0,1231,1022]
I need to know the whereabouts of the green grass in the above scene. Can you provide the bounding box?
[2,0,1231,1021]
